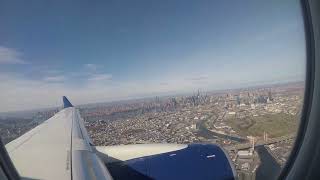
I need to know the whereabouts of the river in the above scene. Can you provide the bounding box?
[196,119,247,143]
[256,145,281,180]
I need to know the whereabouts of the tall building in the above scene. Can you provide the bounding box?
[268,91,273,101]
[236,96,241,105]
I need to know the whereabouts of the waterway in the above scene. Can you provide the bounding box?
[256,145,281,180]
[196,119,247,143]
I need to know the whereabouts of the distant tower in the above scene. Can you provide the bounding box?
[171,98,178,109]
[268,91,273,101]
[155,96,160,103]
[252,138,255,151]
[266,133,268,142]
[247,136,255,152]
[236,96,241,105]
[263,131,269,142]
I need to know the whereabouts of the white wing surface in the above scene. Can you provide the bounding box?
[5,97,112,180]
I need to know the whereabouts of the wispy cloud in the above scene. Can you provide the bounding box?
[159,82,169,86]
[45,69,61,75]
[88,73,112,81]
[187,75,209,81]
[0,46,26,64]
[43,75,66,82]
[84,63,99,71]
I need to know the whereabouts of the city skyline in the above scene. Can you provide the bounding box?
[0,81,303,114]
[1,81,303,179]
[0,0,305,112]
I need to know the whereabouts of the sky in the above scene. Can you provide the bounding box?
[0,0,305,112]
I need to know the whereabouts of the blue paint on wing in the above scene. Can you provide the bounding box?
[63,96,73,108]
[108,144,235,180]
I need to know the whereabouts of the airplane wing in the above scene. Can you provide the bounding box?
[5,96,113,180]
[5,97,236,180]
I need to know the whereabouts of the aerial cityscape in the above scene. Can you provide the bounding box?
[0,81,304,180]
[0,1,306,179]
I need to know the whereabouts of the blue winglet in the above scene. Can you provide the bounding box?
[63,96,73,108]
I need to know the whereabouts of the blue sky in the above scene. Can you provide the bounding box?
[0,0,305,112]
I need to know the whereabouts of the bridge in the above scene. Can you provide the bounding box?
[225,134,295,151]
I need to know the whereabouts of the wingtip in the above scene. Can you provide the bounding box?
[63,96,73,108]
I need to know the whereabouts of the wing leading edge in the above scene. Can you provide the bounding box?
[5,97,112,180]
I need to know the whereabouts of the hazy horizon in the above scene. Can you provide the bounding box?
[0,80,304,114]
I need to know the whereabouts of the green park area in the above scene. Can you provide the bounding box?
[226,113,299,138]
